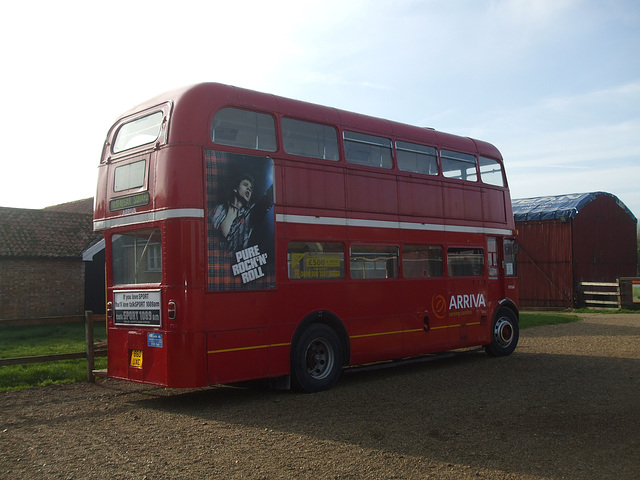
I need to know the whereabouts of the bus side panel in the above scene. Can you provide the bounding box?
[346,171,398,215]
[482,189,508,223]
[443,185,483,222]
[166,331,208,388]
[206,329,268,385]
[400,281,451,356]
[341,282,404,364]
[397,177,444,218]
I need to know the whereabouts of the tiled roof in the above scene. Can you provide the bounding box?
[0,206,96,258]
[44,197,94,215]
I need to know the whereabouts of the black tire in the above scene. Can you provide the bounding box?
[485,308,519,357]
[291,323,343,393]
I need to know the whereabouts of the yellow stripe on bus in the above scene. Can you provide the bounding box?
[208,342,290,354]
[350,329,405,339]
[428,322,482,330]
[208,323,482,354]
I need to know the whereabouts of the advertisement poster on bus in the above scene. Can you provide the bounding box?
[206,150,275,291]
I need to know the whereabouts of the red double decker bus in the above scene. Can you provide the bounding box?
[94,83,519,392]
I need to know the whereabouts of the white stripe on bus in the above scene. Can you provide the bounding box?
[93,208,205,230]
[94,209,513,236]
[276,213,514,236]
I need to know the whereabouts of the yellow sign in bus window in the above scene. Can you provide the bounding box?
[288,243,345,280]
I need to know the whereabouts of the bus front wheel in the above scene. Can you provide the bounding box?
[485,308,519,357]
[292,323,343,393]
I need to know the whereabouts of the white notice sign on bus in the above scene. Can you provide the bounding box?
[114,290,162,327]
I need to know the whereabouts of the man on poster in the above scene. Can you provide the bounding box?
[207,152,275,290]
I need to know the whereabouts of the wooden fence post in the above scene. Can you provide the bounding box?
[85,311,95,382]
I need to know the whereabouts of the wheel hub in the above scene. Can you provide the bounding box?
[494,317,514,347]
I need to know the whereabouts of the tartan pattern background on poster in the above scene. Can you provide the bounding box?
[205,150,275,291]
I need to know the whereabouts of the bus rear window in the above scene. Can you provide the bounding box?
[113,112,164,154]
[114,159,146,192]
[112,229,162,285]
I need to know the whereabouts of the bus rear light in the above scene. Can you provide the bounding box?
[168,301,177,320]
[106,301,113,319]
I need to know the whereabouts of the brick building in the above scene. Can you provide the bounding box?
[0,199,101,320]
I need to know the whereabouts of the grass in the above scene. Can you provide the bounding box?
[573,308,640,314]
[0,321,107,392]
[0,310,623,391]
[519,312,581,329]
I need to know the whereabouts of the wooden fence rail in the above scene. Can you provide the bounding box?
[578,278,640,309]
[0,311,107,382]
[578,281,620,308]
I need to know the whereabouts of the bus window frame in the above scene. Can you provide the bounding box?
[109,103,171,158]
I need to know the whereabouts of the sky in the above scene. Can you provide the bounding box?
[1,0,639,222]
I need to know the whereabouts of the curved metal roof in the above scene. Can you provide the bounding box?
[512,192,636,222]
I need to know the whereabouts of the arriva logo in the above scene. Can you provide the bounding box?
[432,293,486,319]
[449,293,486,310]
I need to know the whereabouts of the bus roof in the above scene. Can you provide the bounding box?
[114,82,503,161]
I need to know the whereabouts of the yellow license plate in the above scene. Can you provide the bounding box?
[130,349,143,368]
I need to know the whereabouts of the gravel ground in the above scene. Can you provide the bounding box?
[1,312,639,479]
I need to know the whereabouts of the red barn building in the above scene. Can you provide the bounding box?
[512,192,637,308]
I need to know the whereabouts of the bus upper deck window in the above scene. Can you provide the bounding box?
[479,156,505,187]
[211,107,277,152]
[113,112,164,154]
[344,131,392,169]
[441,150,478,182]
[396,141,438,175]
[282,118,339,161]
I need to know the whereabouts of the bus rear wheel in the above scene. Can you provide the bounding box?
[485,308,519,357]
[292,323,343,393]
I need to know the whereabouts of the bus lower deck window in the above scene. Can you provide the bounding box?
[447,248,484,277]
[288,242,345,280]
[402,245,443,277]
[350,245,398,279]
